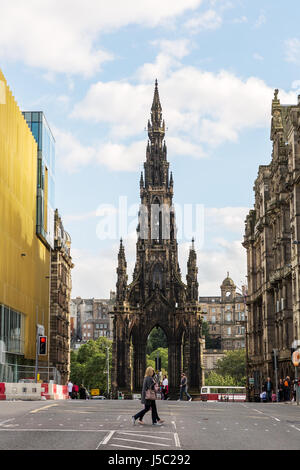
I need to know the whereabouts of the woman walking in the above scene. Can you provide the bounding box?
[132,366,165,426]
[162,375,169,400]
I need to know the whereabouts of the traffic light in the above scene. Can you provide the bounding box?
[38,336,47,355]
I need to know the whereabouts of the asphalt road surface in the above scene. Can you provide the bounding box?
[0,399,299,451]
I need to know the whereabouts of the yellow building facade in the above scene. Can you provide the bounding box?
[0,69,50,363]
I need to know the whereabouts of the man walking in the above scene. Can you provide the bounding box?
[263,377,273,402]
[179,373,192,401]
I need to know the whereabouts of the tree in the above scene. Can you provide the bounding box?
[205,371,239,386]
[146,327,167,354]
[215,349,246,386]
[70,337,112,394]
[149,347,168,370]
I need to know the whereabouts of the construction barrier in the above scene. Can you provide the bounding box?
[0,382,68,400]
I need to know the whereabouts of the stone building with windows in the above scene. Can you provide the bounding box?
[70,292,115,348]
[243,90,300,392]
[49,210,73,384]
[199,274,246,356]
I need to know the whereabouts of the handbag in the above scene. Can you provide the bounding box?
[145,382,158,400]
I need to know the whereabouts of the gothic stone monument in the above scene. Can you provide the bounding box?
[112,81,204,399]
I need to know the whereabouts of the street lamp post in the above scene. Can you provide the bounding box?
[106,346,110,399]
[236,284,250,402]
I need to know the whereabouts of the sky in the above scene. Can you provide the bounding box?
[1,0,300,298]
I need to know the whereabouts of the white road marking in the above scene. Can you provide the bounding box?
[172,421,177,430]
[253,409,264,414]
[120,432,172,440]
[96,430,115,449]
[290,425,300,432]
[0,418,15,426]
[112,437,169,447]
[174,433,181,448]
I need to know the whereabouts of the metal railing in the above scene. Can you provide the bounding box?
[0,363,61,384]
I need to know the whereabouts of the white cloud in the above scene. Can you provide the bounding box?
[53,127,96,173]
[71,81,150,138]
[197,239,246,295]
[137,39,192,81]
[285,38,300,65]
[232,16,248,24]
[0,0,203,76]
[69,59,296,172]
[151,39,191,59]
[254,12,266,29]
[253,53,264,61]
[184,9,222,33]
[96,140,145,171]
[205,207,249,234]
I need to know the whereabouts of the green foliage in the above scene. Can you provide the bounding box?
[214,349,246,386]
[146,356,155,370]
[149,347,168,370]
[146,327,168,354]
[70,337,112,393]
[205,371,239,386]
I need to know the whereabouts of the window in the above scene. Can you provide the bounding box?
[211,316,216,324]
[227,327,231,336]
[0,304,24,354]
[226,313,231,322]
[211,308,215,313]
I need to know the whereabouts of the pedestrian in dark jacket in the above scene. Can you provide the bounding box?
[79,384,87,400]
[132,366,165,426]
[283,376,291,401]
[178,373,192,401]
[263,377,273,402]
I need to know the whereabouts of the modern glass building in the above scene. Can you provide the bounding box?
[22,111,55,249]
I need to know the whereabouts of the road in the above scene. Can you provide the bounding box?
[0,399,299,451]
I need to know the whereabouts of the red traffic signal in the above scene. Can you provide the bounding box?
[38,336,47,355]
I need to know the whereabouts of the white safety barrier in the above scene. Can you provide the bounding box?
[0,382,68,400]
